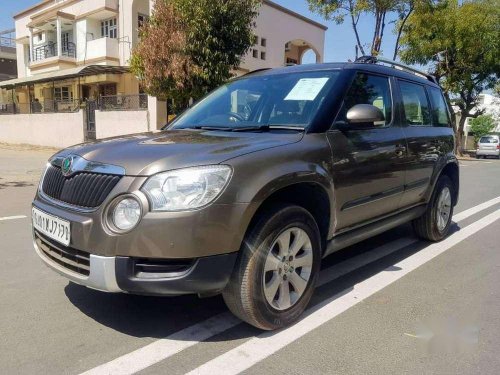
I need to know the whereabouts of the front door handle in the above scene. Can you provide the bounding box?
[395,144,406,156]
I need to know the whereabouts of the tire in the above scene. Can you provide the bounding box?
[413,175,454,241]
[223,204,321,330]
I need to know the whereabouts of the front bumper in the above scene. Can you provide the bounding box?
[34,231,238,296]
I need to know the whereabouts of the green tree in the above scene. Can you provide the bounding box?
[399,0,500,155]
[307,0,411,57]
[470,115,496,145]
[131,0,260,111]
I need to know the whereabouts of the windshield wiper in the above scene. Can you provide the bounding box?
[193,125,270,132]
[193,125,233,131]
[233,125,305,132]
[192,125,305,132]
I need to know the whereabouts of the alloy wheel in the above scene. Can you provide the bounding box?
[263,227,313,311]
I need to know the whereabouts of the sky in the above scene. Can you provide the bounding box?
[0,0,400,63]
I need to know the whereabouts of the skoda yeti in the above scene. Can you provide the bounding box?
[32,58,459,330]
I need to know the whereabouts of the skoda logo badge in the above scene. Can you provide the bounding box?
[62,156,74,176]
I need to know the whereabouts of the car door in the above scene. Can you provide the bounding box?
[327,71,407,230]
[396,81,453,208]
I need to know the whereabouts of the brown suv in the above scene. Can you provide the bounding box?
[32,57,459,330]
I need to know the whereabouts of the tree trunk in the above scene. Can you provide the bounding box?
[455,114,468,156]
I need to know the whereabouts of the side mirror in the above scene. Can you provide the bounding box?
[346,104,385,125]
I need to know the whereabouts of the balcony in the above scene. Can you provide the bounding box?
[32,41,76,62]
[85,37,119,64]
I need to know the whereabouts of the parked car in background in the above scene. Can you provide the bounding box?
[476,135,500,159]
[31,57,459,330]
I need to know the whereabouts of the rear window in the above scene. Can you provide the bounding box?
[399,81,431,126]
[428,87,450,127]
[479,136,499,143]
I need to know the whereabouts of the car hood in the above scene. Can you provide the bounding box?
[57,129,303,176]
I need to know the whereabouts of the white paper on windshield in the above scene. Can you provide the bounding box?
[284,78,329,101]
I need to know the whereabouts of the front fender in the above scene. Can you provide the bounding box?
[218,134,335,243]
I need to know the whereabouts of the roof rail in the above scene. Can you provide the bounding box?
[354,55,438,84]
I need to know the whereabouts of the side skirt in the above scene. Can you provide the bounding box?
[323,204,427,258]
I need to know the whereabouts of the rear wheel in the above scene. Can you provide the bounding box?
[223,204,321,330]
[413,175,454,241]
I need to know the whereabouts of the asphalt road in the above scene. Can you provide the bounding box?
[1,144,500,375]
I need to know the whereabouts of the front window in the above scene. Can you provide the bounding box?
[101,18,117,39]
[138,13,149,28]
[54,86,72,101]
[335,72,392,127]
[171,71,339,130]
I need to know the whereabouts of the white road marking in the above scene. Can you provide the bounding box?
[79,198,498,375]
[453,195,500,222]
[0,215,27,221]
[80,313,240,375]
[187,209,500,375]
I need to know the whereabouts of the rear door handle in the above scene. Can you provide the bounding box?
[395,144,406,156]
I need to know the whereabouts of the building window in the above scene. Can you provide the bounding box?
[138,13,149,28]
[252,49,258,58]
[261,38,267,47]
[100,83,117,97]
[261,51,266,60]
[253,35,259,45]
[101,18,117,39]
[54,87,72,101]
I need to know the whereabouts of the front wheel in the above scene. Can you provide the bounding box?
[223,204,321,330]
[413,175,454,241]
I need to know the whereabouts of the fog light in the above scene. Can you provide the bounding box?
[112,197,141,231]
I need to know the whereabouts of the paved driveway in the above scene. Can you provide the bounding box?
[1,144,499,375]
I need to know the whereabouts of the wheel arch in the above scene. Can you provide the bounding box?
[427,159,460,206]
[244,181,333,254]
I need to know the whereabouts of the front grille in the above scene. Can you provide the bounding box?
[35,231,90,276]
[42,165,121,208]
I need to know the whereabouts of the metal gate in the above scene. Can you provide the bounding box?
[84,100,97,141]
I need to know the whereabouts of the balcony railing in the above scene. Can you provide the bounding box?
[32,42,76,62]
[0,36,15,48]
[100,94,148,111]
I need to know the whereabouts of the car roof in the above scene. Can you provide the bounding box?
[245,62,440,88]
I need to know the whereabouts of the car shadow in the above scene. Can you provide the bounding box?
[65,222,462,341]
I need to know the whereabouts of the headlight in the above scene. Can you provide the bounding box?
[111,196,142,231]
[141,165,232,211]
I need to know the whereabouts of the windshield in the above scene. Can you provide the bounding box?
[479,136,498,144]
[171,71,340,130]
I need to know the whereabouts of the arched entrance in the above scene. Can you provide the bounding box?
[284,39,321,65]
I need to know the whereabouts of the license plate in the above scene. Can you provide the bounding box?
[32,207,71,246]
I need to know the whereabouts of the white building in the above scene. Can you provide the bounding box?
[459,93,500,149]
[0,0,326,148]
